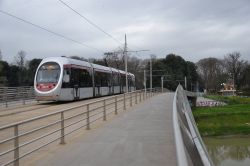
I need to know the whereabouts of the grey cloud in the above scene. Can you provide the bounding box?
[0,0,249,63]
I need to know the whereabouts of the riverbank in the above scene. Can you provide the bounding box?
[193,96,250,136]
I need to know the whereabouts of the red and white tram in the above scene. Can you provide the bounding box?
[34,56,135,101]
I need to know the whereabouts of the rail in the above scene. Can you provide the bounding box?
[0,88,159,166]
[0,87,35,108]
[173,85,214,166]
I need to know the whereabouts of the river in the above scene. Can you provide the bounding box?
[203,137,250,166]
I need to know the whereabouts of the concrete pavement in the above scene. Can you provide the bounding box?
[35,93,177,166]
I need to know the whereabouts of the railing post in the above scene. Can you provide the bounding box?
[14,125,19,166]
[22,87,25,105]
[4,87,8,108]
[103,100,106,121]
[86,104,90,130]
[130,93,132,107]
[115,96,118,115]
[140,91,142,102]
[60,112,65,144]
[143,90,145,100]
[135,92,138,104]
[123,93,126,110]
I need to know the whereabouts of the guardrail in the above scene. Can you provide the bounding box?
[173,85,214,166]
[0,88,159,166]
[0,87,35,108]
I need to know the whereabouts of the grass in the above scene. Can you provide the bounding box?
[204,95,250,105]
[193,96,250,136]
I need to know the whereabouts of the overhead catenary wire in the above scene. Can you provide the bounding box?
[59,0,149,56]
[0,9,104,53]
[58,0,123,46]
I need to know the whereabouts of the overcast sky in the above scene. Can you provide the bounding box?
[0,0,250,63]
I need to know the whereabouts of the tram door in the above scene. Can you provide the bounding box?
[94,71,101,96]
[71,68,80,100]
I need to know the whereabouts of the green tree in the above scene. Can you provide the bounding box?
[26,58,42,85]
[0,60,9,86]
[7,65,20,86]
[149,54,199,91]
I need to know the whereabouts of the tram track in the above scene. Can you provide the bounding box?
[0,96,114,126]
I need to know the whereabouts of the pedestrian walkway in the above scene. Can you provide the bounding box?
[35,93,177,166]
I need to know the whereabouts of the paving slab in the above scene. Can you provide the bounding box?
[35,93,177,166]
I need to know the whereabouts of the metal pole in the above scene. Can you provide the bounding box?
[135,92,138,104]
[130,93,132,107]
[233,74,235,95]
[161,76,163,93]
[140,90,142,102]
[86,104,90,130]
[123,93,126,110]
[124,34,128,93]
[4,87,8,108]
[14,125,19,166]
[60,112,65,144]
[144,69,146,94]
[103,100,106,121]
[115,96,118,115]
[150,55,152,94]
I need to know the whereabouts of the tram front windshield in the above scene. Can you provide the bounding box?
[36,62,60,83]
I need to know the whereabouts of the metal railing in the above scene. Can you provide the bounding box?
[173,85,214,166]
[0,88,159,166]
[0,87,35,108]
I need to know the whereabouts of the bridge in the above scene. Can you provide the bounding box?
[0,87,213,166]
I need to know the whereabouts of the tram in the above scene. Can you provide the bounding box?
[34,56,135,101]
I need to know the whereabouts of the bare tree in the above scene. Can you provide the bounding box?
[15,50,26,68]
[197,57,226,92]
[224,52,248,88]
[14,50,27,85]
[103,48,124,69]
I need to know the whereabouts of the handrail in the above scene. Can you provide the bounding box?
[173,85,214,166]
[0,86,35,108]
[0,88,160,166]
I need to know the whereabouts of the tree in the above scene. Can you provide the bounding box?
[0,49,2,60]
[224,52,248,89]
[197,57,226,92]
[239,64,250,95]
[26,58,42,85]
[0,60,9,86]
[103,49,124,69]
[14,50,27,85]
[15,50,26,68]
[148,54,199,91]
[7,65,20,86]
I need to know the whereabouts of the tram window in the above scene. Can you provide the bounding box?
[121,75,126,86]
[62,68,71,88]
[94,71,101,87]
[128,77,131,88]
[36,62,60,83]
[101,73,108,87]
[94,71,112,87]
[79,69,92,87]
[71,68,80,86]
[113,73,119,86]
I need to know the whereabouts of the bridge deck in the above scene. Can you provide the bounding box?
[35,93,177,166]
